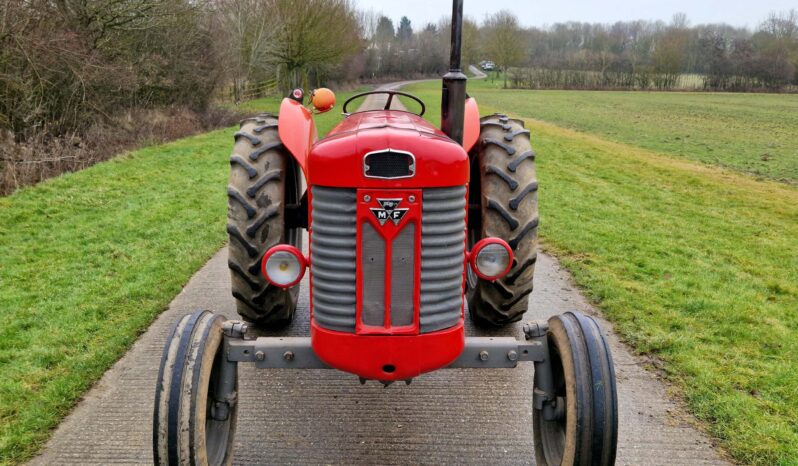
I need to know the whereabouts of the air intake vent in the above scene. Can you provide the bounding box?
[364,150,415,179]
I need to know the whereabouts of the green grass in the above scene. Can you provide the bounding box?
[407,80,798,465]
[462,78,798,184]
[0,90,358,464]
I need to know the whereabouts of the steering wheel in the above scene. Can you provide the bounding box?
[342,91,426,116]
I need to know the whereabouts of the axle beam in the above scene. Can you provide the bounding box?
[225,335,546,370]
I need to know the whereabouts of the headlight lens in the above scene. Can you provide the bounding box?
[470,238,513,281]
[261,247,306,288]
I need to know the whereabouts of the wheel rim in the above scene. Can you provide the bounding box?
[205,349,235,466]
[538,344,568,465]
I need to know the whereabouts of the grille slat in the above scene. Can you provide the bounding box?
[422,230,466,247]
[419,276,464,293]
[422,197,467,212]
[311,254,357,271]
[311,223,356,236]
[311,186,357,332]
[309,266,355,283]
[313,288,356,305]
[422,244,465,258]
[421,290,462,305]
[312,248,356,260]
[420,186,467,333]
[420,223,464,235]
[419,255,464,271]
[315,314,358,329]
[311,234,356,248]
[422,210,468,224]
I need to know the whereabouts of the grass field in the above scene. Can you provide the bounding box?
[0,92,355,463]
[467,77,798,184]
[406,80,798,465]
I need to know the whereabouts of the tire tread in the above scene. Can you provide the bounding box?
[227,118,301,327]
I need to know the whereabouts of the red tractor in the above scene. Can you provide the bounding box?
[153,2,618,464]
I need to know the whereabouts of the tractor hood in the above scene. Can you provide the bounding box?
[307,110,469,188]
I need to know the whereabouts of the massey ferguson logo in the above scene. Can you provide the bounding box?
[370,198,408,226]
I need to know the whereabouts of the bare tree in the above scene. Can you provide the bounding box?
[265,0,362,92]
[483,10,524,88]
[213,0,279,101]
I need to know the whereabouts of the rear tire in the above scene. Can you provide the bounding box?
[467,114,538,327]
[227,114,303,327]
[153,310,237,466]
[533,312,618,466]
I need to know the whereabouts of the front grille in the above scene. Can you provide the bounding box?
[310,186,357,332]
[310,185,466,334]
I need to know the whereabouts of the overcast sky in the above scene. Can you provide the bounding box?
[354,0,796,30]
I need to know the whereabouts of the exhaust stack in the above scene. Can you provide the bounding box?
[441,0,467,144]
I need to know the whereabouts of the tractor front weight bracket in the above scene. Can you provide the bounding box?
[222,320,554,372]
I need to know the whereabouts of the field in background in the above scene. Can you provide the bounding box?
[0,90,356,463]
[451,78,798,183]
[404,81,798,465]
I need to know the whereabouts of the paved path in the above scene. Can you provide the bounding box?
[469,64,488,79]
[32,78,730,465]
[33,248,729,465]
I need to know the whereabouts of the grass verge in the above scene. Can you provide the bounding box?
[0,91,357,463]
[405,80,798,465]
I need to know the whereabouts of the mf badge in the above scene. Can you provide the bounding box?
[370,198,408,226]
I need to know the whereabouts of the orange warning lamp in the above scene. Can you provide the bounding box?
[311,88,336,113]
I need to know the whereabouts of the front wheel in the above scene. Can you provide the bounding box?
[533,312,618,466]
[153,310,238,466]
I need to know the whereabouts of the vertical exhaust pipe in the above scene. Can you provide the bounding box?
[441,0,467,145]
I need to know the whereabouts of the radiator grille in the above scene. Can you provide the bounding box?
[310,186,357,332]
[310,185,466,334]
[420,187,467,332]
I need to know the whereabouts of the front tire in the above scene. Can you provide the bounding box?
[153,310,238,466]
[533,312,618,466]
[227,114,303,327]
[467,114,538,327]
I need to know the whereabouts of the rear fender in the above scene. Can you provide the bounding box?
[278,98,316,180]
[463,97,480,153]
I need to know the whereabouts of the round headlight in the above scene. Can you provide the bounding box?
[470,238,513,281]
[261,246,306,288]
